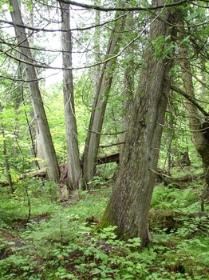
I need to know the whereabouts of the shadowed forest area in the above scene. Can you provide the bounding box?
[1,0,209,279]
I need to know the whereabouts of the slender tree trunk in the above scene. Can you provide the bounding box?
[1,128,14,193]
[9,0,59,182]
[101,0,179,247]
[200,58,207,96]
[92,0,101,92]
[166,110,175,175]
[60,2,82,189]
[27,1,42,170]
[82,10,126,185]
[178,24,209,201]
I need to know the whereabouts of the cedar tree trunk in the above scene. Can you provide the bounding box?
[178,23,209,200]
[82,10,126,185]
[9,0,60,182]
[60,2,82,189]
[101,0,179,247]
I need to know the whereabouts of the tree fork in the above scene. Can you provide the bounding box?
[60,1,82,190]
[82,8,126,185]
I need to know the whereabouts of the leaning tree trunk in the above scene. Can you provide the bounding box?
[60,2,82,190]
[17,62,41,170]
[9,0,59,182]
[178,23,209,201]
[82,10,126,185]
[101,0,179,247]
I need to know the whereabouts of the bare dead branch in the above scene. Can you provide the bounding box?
[0,14,127,33]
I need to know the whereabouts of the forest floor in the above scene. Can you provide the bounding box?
[1,167,209,279]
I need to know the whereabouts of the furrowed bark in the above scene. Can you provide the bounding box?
[101,0,180,247]
[120,12,135,160]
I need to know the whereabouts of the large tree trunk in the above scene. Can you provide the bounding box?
[9,0,59,182]
[60,2,82,190]
[101,0,179,247]
[82,10,126,185]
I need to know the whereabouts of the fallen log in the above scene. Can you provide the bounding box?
[97,153,119,165]
[155,168,204,188]
[0,168,47,187]
[0,153,203,188]
[20,168,47,179]
[0,154,120,187]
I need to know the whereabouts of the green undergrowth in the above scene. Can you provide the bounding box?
[1,175,209,279]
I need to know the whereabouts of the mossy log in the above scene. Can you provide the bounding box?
[155,168,204,188]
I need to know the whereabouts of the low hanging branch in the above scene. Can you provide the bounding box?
[0,14,127,33]
[99,141,125,148]
[171,85,209,117]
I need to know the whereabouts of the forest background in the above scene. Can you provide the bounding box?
[1,0,209,279]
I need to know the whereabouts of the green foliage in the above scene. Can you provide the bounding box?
[152,185,198,212]
[44,87,66,161]
[1,1,209,279]
[152,35,175,59]
[44,77,91,158]
[0,1,9,11]
[1,177,209,279]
